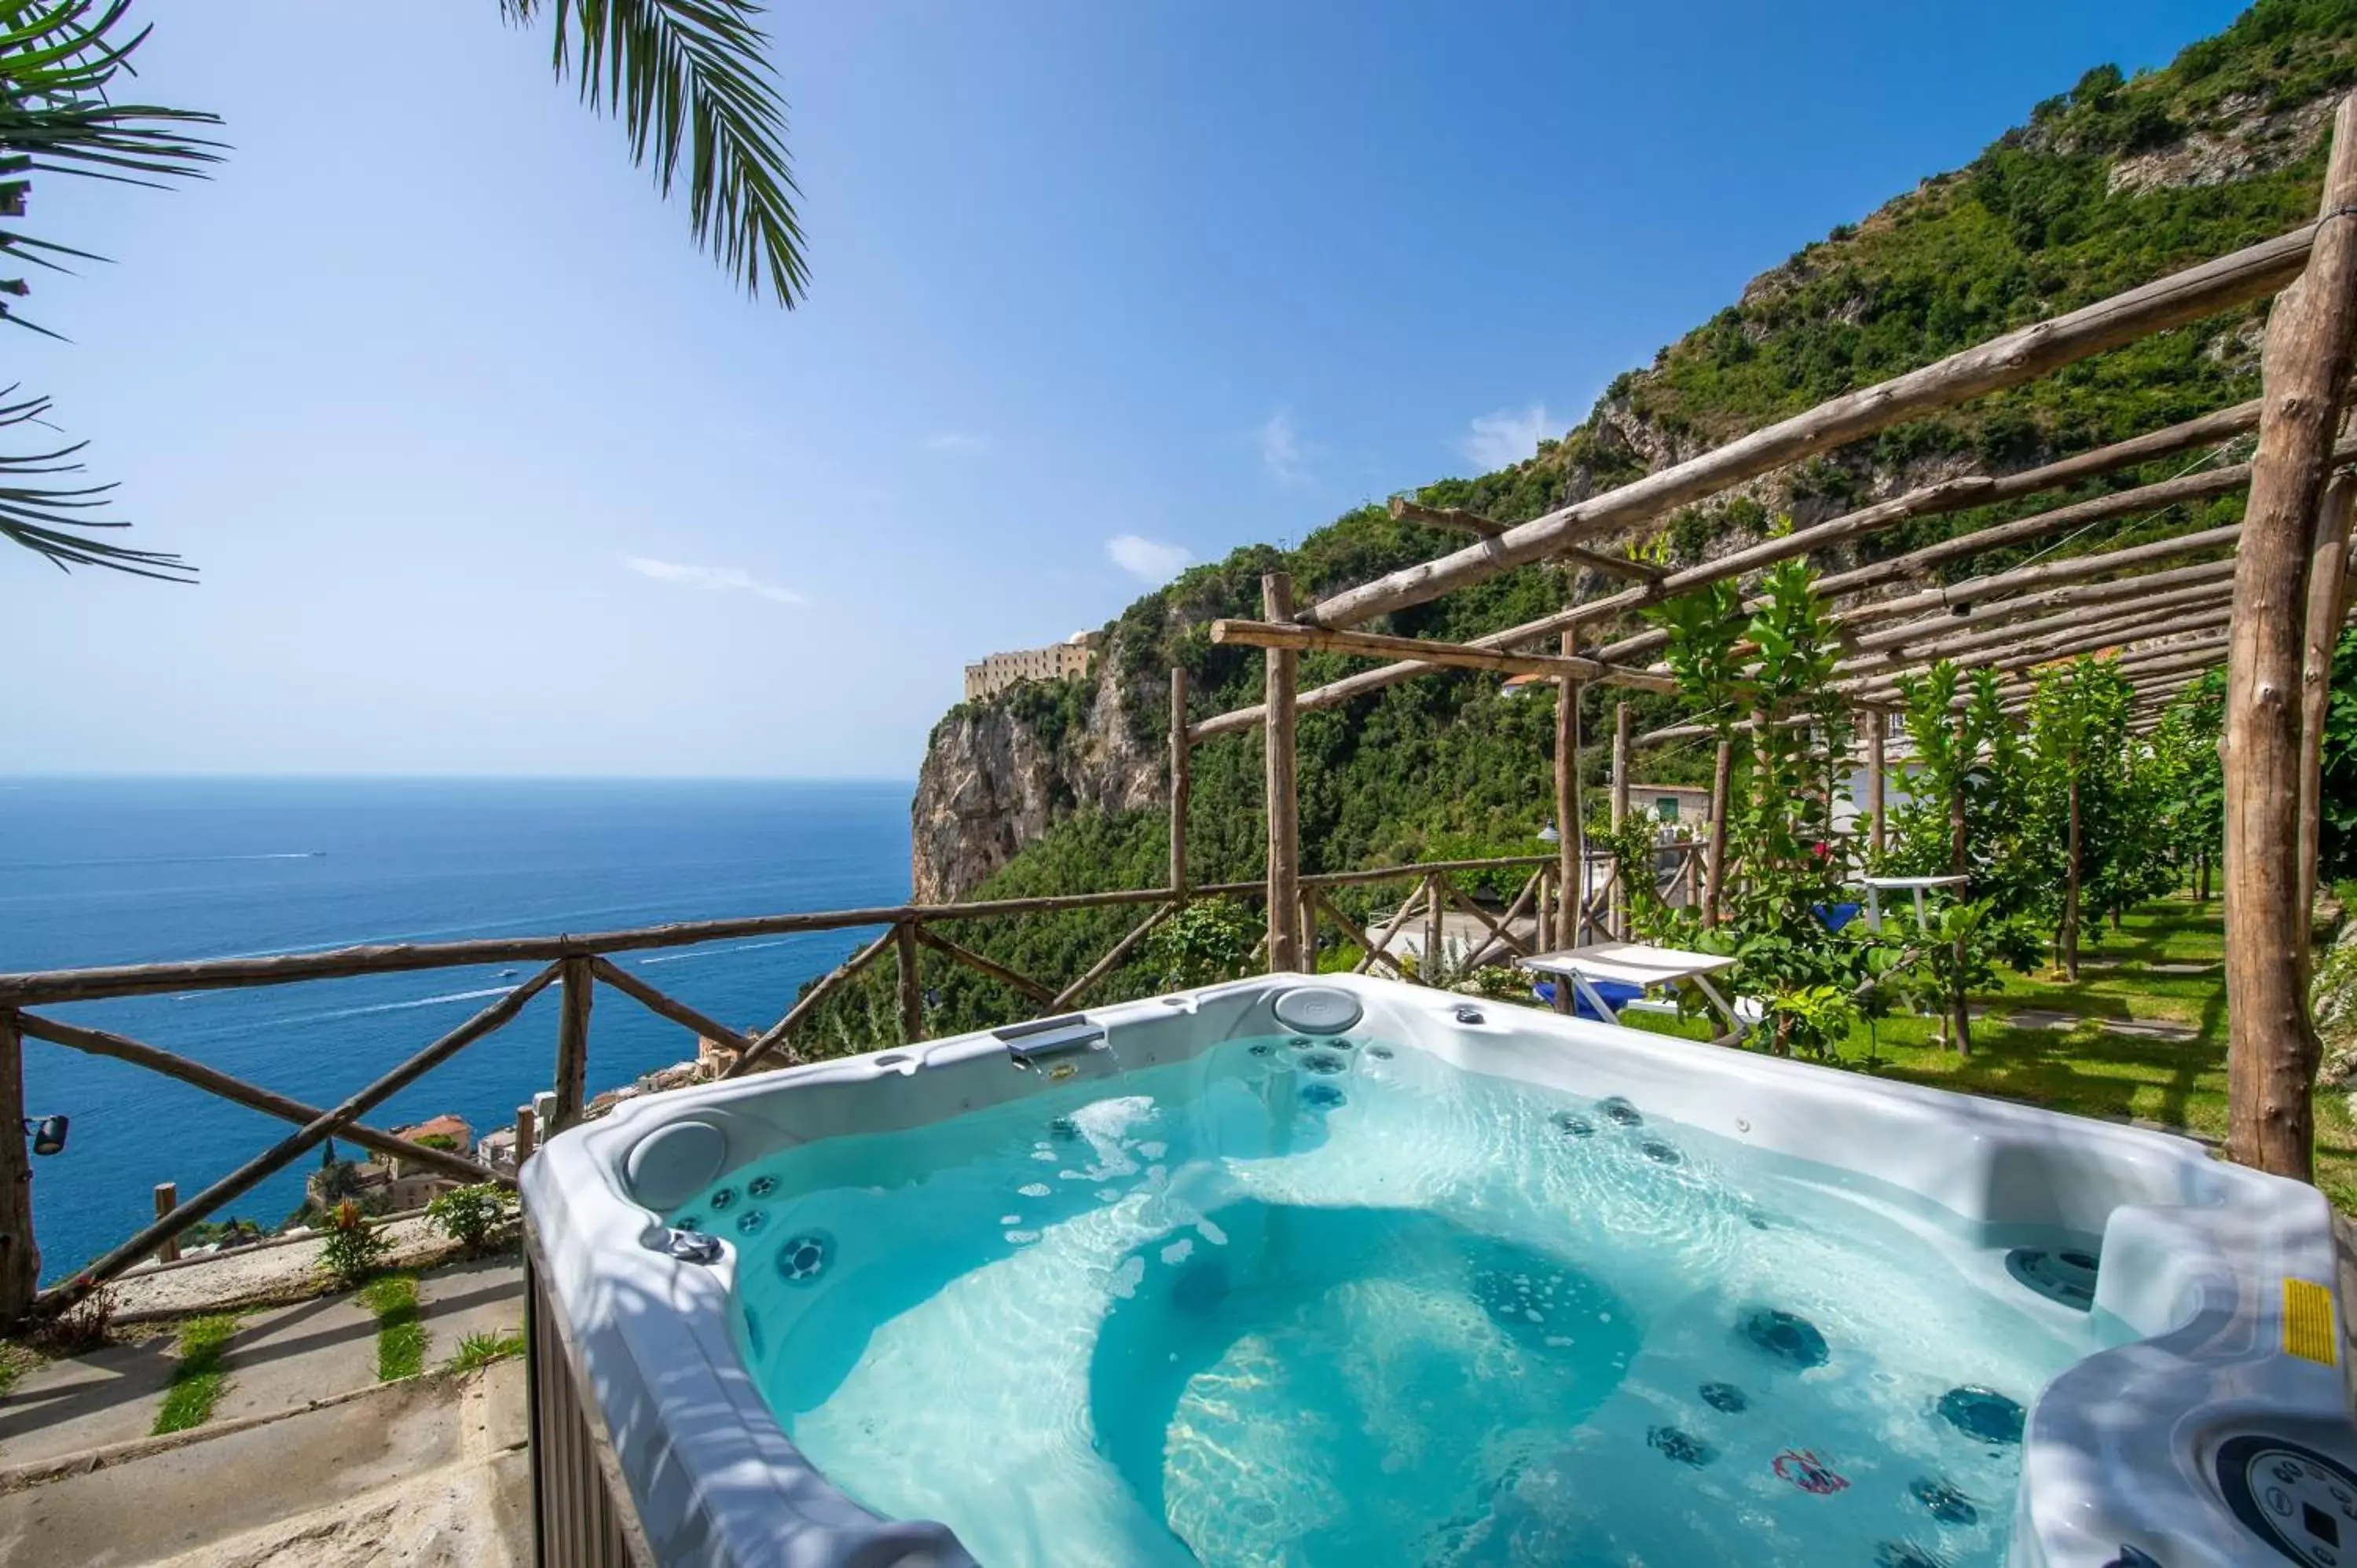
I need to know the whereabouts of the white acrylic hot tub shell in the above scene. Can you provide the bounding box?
[520,973,2352,1568]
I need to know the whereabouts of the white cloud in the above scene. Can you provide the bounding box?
[1106,534,1192,584]
[923,431,992,457]
[1259,408,1310,485]
[1458,405,1556,471]
[621,555,805,605]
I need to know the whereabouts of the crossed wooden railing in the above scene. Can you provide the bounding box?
[0,843,1699,1327]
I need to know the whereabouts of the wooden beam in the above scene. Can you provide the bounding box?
[551,955,592,1134]
[1848,623,2234,704]
[1300,227,2315,630]
[1207,618,1676,693]
[1835,589,2234,680]
[15,1010,503,1188]
[1355,886,1426,976]
[912,924,1057,1006]
[727,928,896,1078]
[2227,95,2357,1181]
[0,1011,33,1327]
[585,957,753,1056]
[1703,739,1732,926]
[1168,667,1190,899]
[1263,573,1303,973]
[1049,900,1175,1011]
[38,965,559,1313]
[1865,715,1887,861]
[1842,555,2238,654]
[1193,401,2274,741]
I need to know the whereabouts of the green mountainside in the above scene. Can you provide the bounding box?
[808,1,2357,1053]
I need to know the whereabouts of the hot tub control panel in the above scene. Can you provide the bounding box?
[2216,1434,2357,1566]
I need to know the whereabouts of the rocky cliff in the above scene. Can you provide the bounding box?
[911,642,1164,902]
[909,2,2354,906]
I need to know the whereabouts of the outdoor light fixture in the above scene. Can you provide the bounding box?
[1538,822,1560,844]
[23,1115,67,1156]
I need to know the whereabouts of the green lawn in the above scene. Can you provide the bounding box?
[1618,897,2357,1213]
[359,1273,426,1382]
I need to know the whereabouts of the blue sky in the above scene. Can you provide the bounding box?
[4,0,2245,778]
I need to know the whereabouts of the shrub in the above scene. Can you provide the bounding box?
[318,1200,389,1287]
[427,1183,518,1256]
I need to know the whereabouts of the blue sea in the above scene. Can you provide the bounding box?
[0,778,911,1284]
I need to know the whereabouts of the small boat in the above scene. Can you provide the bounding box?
[496,968,519,978]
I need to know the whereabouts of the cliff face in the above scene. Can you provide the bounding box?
[908,2,2352,905]
[911,647,1163,902]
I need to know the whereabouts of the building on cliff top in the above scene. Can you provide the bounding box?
[964,629,1101,702]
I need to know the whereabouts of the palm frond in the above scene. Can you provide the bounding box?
[504,0,807,306]
[0,0,218,577]
[0,386,192,581]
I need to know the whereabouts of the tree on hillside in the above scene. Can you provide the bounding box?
[1,0,805,578]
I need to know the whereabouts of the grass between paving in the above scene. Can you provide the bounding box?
[152,1313,240,1435]
[446,1327,525,1372]
[359,1273,426,1382]
[1616,896,2357,1214]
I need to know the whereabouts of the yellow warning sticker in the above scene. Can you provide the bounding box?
[2285,1278,2339,1365]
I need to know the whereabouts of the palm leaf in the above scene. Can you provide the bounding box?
[0,0,218,577]
[504,0,807,306]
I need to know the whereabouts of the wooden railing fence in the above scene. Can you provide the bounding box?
[0,841,1695,1328]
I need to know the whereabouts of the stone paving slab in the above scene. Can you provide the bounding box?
[0,1337,178,1467]
[0,1369,475,1566]
[417,1259,524,1368]
[211,1294,383,1426]
[2099,1017,2201,1042]
[2000,1008,2084,1031]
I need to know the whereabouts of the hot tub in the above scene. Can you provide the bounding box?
[520,973,2354,1568]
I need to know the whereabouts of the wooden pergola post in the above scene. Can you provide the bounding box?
[1703,738,1732,928]
[2299,428,2356,917]
[1554,632,1585,986]
[1263,573,1303,973]
[2227,93,2357,1180]
[1611,701,1631,936]
[0,1009,35,1328]
[1864,709,1887,862]
[1168,667,1191,902]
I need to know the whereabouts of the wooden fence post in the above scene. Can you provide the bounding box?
[514,1105,537,1169]
[2227,93,2357,1180]
[1424,874,1446,980]
[1169,667,1191,902]
[1264,573,1303,973]
[0,1010,32,1325]
[895,921,924,1044]
[154,1184,180,1263]
[552,955,593,1133]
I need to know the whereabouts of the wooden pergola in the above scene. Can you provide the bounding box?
[1171,96,2357,1185]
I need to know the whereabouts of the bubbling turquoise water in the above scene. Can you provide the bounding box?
[673,1035,2098,1566]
